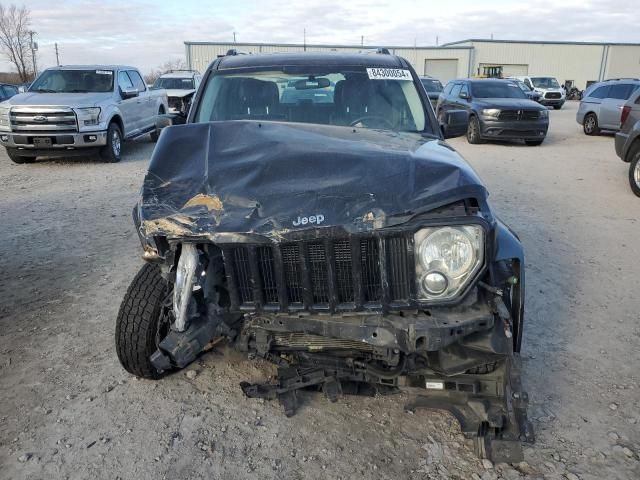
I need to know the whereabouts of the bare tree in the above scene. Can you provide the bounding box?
[144,58,187,85]
[0,4,35,82]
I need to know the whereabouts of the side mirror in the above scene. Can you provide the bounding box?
[459,92,470,100]
[121,87,139,99]
[440,109,469,139]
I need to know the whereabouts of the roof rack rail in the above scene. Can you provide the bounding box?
[226,49,249,56]
[358,47,391,55]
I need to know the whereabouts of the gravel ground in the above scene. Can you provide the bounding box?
[0,102,638,480]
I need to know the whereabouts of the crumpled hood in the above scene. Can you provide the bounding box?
[3,91,112,108]
[137,121,488,240]
[164,89,195,99]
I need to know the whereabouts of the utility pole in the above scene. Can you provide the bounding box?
[436,35,439,46]
[233,31,237,43]
[303,28,306,51]
[55,43,60,66]
[28,30,37,78]
[361,35,364,46]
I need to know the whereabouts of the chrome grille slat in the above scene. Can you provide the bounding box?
[9,107,78,133]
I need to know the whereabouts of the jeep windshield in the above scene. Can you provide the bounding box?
[471,81,528,99]
[531,77,560,89]
[30,69,114,93]
[194,67,428,132]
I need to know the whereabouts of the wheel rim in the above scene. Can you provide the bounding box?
[585,115,595,133]
[112,129,121,156]
[634,160,640,188]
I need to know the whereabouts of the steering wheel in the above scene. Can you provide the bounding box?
[349,116,394,129]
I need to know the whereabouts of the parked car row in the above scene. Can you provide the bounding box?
[0,65,202,164]
[434,78,550,146]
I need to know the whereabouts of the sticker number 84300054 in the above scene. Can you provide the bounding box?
[366,68,413,81]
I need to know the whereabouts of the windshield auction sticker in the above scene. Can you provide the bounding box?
[96,70,112,75]
[366,68,412,80]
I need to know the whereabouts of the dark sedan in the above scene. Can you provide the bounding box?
[436,79,549,145]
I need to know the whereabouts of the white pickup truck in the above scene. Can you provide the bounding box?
[0,65,168,163]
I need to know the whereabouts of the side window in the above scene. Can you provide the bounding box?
[524,78,532,88]
[460,84,469,97]
[442,83,453,95]
[609,84,635,100]
[450,83,462,97]
[588,85,610,99]
[127,70,146,92]
[3,85,17,97]
[118,71,134,91]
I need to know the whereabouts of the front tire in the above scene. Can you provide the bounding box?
[115,263,173,379]
[553,104,562,110]
[583,113,600,136]
[150,107,165,143]
[629,153,640,197]
[466,116,483,144]
[100,122,122,163]
[6,148,36,164]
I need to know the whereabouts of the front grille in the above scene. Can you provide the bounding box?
[10,106,77,133]
[223,234,414,312]
[271,332,375,352]
[498,110,540,121]
[545,92,561,99]
[168,97,183,110]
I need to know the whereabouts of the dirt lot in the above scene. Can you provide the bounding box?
[0,101,638,480]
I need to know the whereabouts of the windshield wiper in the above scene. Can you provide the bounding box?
[69,89,90,93]
[33,88,57,93]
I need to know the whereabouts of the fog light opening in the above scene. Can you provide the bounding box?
[423,271,448,295]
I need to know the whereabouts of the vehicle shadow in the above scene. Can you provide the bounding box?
[21,136,156,165]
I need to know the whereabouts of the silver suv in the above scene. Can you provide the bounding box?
[614,87,640,196]
[576,78,640,135]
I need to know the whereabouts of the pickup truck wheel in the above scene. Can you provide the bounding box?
[629,153,640,197]
[525,139,544,146]
[100,123,122,163]
[115,263,173,379]
[6,148,36,164]
[150,107,165,142]
[583,113,600,135]
[553,104,562,110]
[466,116,483,144]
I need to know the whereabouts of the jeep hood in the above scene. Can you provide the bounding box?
[136,121,489,241]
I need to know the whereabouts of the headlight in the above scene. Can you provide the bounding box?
[0,106,9,127]
[76,107,101,126]
[481,108,500,117]
[539,109,549,118]
[414,225,484,300]
[173,243,199,332]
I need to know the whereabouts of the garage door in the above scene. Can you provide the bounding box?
[424,59,459,83]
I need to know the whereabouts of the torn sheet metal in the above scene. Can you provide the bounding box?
[136,121,489,240]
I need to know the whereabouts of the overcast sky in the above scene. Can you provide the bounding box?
[8,0,640,74]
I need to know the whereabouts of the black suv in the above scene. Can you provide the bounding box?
[437,79,549,145]
[116,52,533,462]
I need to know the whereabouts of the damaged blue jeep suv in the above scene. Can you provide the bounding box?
[115,51,533,463]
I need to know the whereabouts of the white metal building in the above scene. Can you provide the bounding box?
[185,39,640,90]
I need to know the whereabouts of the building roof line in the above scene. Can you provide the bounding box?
[183,40,473,50]
[442,38,640,47]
